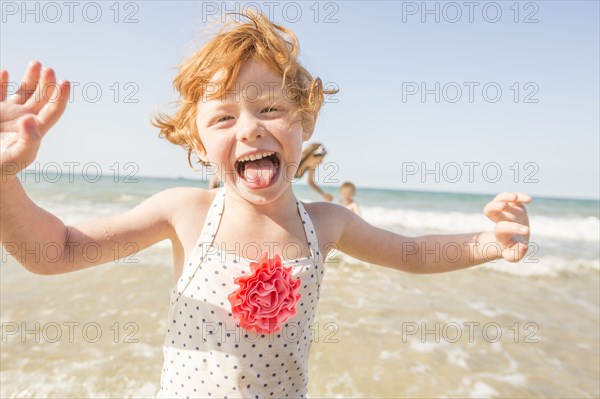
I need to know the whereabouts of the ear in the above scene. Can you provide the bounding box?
[191,141,210,164]
[302,129,314,142]
[301,114,316,141]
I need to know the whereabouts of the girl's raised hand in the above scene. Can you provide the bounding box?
[484,192,532,263]
[0,61,70,180]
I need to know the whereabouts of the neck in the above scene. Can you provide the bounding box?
[224,185,298,221]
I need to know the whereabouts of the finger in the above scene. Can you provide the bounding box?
[494,221,530,243]
[3,116,42,167]
[37,80,70,136]
[485,201,528,222]
[484,200,506,218]
[502,242,529,263]
[11,61,42,104]
[493,192,532,204]
[0,70,8,101]
[27,67,57,113]
[514,192,532,203]
[484,201,516,222]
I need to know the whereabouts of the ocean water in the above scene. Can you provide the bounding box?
[1,175,598,398]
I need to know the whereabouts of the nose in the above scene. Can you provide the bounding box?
[236,113,264,143]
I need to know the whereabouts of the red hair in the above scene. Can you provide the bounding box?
[152,12,337,167]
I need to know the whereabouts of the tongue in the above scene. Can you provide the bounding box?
[243,158,276,188]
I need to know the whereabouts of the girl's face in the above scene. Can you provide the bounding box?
[196,58,312,205]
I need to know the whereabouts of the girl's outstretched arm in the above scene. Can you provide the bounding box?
[334,192,531,273]
[1,178,179,275]
[0,62,178,275]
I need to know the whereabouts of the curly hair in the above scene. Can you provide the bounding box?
[152,11,337,168]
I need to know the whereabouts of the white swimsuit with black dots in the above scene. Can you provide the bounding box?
[156,188,325,399]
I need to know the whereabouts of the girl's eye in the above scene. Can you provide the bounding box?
[261,106,279,113]
[216,116,234,123]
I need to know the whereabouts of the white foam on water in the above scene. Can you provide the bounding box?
[447,351,528,398]
[378,350,401,360]
[361,206,599,242]
[446,347,471,369]
[322,371,361,397]
[130,342,159,359]
[117,194,136,202]
[409,363,431,374]
[546,357,564,370]
[468,381,499,398]
[409,339,441,353]
[468,301,512,318]
[1,366,160,398]
[490,342,503,353]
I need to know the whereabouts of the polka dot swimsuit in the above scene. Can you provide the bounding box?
[157,188,325,398]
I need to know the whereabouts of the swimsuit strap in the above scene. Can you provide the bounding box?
[174,188,225,299]
[295,199,323,265]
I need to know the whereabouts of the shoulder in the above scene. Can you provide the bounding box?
[152,186,215,205]
[138,187,217,226]
[302,201,355,245]
[137,186,212,212]
[143,187,219,242]
[303,200,348,219]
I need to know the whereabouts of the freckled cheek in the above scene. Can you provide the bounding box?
[200,136,232,166]
[268,120,303,143]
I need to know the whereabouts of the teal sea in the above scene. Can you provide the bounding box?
[1,175,598,398]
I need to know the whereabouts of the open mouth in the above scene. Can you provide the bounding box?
[234,151,281,189]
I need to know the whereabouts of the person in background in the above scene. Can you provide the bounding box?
[208,174,222,189]
[294,142,333,201]
[339,181,361,216]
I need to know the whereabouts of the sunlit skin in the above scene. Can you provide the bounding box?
[195,58,309,209]
[0,60,532,283]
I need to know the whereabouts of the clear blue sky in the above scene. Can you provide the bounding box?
[1,1,598,199]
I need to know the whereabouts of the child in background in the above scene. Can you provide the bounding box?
[0,12,531,399]
[339,182,361,217]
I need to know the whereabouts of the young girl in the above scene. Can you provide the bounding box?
[0,12,531,399]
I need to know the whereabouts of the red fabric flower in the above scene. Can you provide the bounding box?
[228,251,301,334]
